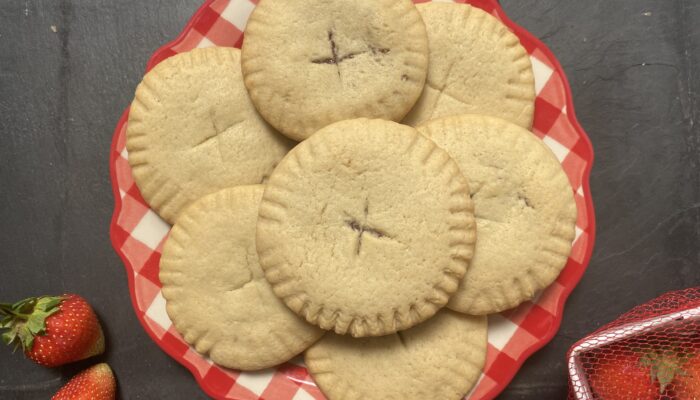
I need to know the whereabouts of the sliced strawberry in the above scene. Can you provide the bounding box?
[0,294,104,367]
[52,363,116,400]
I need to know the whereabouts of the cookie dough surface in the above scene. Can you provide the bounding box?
[418,114,577,315]
[242,0,428,140]
[256,118,476,337]
[305,310,487,400]
[160,186,323,370]
[126,47,294,224]
[403,3,535,128]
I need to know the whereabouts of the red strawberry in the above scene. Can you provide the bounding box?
[588,353,668,400]
[0,294,104,367]
[674,354,700,399]
[52,363,116,400]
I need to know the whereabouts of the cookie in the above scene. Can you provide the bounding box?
[403,3,535,129]
[305,310,487,400]
[126,47,295,224]
[241,0,429,141]
[159,185,323,370]
[418,114,577,315]
[256,118,476,337]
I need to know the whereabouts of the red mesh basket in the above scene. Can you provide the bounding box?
[568,287,700,400]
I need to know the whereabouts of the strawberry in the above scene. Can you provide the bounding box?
[0,294,104,367]
[52,363,116,400]
[673,354,700,399]
[587,353,670,400]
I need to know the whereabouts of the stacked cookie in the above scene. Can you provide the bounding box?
[126,1,577,399]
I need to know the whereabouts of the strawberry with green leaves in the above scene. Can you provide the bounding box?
[0,294,104,367]
[52,363,116,400]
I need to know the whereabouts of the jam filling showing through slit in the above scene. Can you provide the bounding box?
[311,30,391,79]
[343,198,393,255]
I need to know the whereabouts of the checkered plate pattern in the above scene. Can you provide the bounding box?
[108,0,596,399]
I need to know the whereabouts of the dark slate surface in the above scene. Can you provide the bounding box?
[0,0,698,399]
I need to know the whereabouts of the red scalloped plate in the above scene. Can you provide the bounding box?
[109,1,596,399]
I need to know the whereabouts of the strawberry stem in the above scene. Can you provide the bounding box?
[0,296,63,350]
[0,305,30,319]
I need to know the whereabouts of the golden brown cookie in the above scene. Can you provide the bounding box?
[160,185,323,370]
[403,3,535,128]
[256,118,476,337]
[305,310,487,400]
[418,114,577,315]
[241,0,429,141]
[126,47,294,224]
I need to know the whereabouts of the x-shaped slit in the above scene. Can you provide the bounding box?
[192,114,245,161]
[311,30,390,79]
[344,198,392,255]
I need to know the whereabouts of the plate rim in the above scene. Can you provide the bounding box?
[108,1,597,399]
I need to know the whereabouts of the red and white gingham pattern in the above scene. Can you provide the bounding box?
[109,1,596,399]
